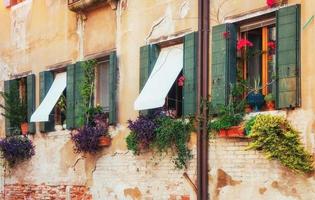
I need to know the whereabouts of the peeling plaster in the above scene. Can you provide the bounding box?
[145,7,175,43]
[76,14,86,61]
[0,59,12,82]
[179,0,190,19]
[10,0,32,49]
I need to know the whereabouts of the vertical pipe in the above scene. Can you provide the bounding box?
[196,0,203,198]
[202,0,210,199]
[196,0,203,197]
[197,0,210,199]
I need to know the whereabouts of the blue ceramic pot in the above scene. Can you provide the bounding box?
[247,92,264,112]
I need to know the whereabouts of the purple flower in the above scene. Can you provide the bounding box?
[71,126,105,154]
[127,115,157,148]
[0,136,35,167]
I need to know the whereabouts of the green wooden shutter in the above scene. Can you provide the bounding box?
[139,44,159,91]
[109,51,118,124]
[27,74,36,134]
[3,79,19,136]
[276,5,301,109]
[183,32,198,116]
[211,23,237,109]
[139,44,159,114]
[74,62,85,128]
[39,71,54,132]
[66,64,75,129]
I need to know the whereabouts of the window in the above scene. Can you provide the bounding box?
[3,75,36,136]
[164,72,183,118]
[238,18,277,98]
[211,5,301,111]
[95,60,110,113]
[135,32,198,117]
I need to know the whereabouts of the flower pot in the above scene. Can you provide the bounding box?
[219,126,245,138]
[98,136,111,147]
[265,101,275,111]
[20,122,28,135]
[247,92,264,112]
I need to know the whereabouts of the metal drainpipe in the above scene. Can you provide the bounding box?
[197,0,210,199]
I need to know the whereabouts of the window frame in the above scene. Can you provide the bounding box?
[149,38,185,118]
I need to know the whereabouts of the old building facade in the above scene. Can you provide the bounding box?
[0,0,315,199]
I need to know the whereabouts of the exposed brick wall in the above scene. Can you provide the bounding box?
[2,184,92,200]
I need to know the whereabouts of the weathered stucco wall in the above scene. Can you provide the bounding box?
[0,0,315,199]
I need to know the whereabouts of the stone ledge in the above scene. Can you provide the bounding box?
[68,0,118,12]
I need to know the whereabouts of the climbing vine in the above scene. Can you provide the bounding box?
[247,115,314,173]
[80,60,97,125]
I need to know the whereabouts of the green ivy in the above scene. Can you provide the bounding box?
[126,116,193,170]
[80,60,97,125]
[126,131,139,155]
[153,117,193,169]
[247,115,314,173]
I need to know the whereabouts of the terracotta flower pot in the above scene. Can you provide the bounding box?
[20,122,29,135]
[219,126,245,138]
[265,101,275,111]
[98,136,111,147]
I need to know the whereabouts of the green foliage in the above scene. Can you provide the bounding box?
[244,116,257,136]
[0,82,27,133]
[248,115,314,173]
[80,60,97,125]
[57,94,66,112]
[264,93,274,102]
[153,117,193,169]
[126,115,193,169]
[126,131,139,155]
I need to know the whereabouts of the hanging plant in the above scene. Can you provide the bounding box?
[247,115,314,173]
[126,112,193,169]
[71,112,111,154]
[0,136,35,167]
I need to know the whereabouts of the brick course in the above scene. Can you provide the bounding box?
[2,184,92,200]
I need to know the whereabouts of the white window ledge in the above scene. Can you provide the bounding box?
[244,110,287,120]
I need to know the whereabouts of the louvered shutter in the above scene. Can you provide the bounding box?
[39,71,54,132]
[276,5,301,108]
[183,32,198,116]
[109,51,118,124]
[211,23,237,109]
[27,74,36,134]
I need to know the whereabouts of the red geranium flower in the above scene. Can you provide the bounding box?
[267,41,276,49]
[222,31,230,39]
[178,75,185,87]
[237,39,253,50]
[266,0,276,8]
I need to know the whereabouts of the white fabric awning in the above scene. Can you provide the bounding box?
[31,72,67,122]
[134,44,183,110]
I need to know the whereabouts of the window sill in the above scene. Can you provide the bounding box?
[244,110,287,120]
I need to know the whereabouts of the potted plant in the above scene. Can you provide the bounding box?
[0,136,35,167]
[55,95,67,131]
[264,93,275,111]
[93,113,111,147]
[209,101,245,138]
[71,112,111,154]
[247,77,264,112]
[0,82,29,135]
